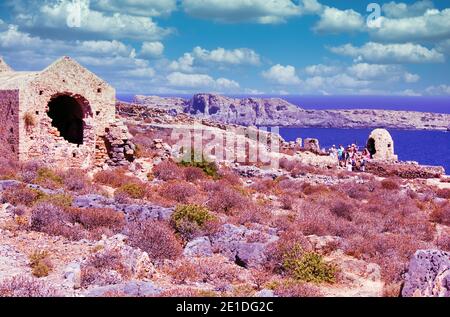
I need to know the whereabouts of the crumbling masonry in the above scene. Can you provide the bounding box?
[0,56,135,168]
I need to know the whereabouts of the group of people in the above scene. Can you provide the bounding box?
[329,144,372,172]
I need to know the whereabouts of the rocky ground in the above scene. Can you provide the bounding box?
[0,107,449,298]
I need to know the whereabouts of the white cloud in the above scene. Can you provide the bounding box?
[13,0,172,41]
[304,64,340,76]
[91,0,177,17]
[299,62,421,95]
[182,0,321,24]
[169,53,195,73]
[314,7,364,33]
[262,64,301,85]
[437,39,450,54]
[403,72,420,83]
[382,0,434,18]
[166,72,240,91]
[330,42,445,64]
[192,47,260,65]
[371,8,450,42]
[139,41,164,59]
[119,67,156,78]
[347,63,419,82]
[425,85,450,95]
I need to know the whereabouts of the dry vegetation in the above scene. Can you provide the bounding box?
[0,133,449,297]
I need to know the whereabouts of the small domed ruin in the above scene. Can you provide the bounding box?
[0,56,135,169]
[367,128,398,161]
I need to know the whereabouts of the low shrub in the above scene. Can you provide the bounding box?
[30,203,83,240]
[93,169,139,188]
[163,260,199,284]
[381,178,400,190]
[126,220,182,261]
[62,169,89,192]
[0,276,60,297]
[115,183,147,200]
[34,167,63,189]
[81,248,129,287]
[179,150,219,179]
[69,208,125,233]
[0,157,20,180]
[265,230,312,274]
[436,233,450,252]
[206,186,247,214]
[280,193,295,210]
[171,204,215,239]
[1,185,44,207]
[160,181,198,204]
[152,161,182,181]
[29,250,52,278]
[436,188,450,199]
[330,201,353,221]
[430,203,450,226]
[301,183,329,196]
[269,278,322,297]
[36,193,73,208]
[191,255,243,286]
[282,244,336,284]
[183,166,205,182]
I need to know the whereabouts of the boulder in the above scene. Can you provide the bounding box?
[64,262,81,289]
[255,289,276,297]
[402,249,450,297]
[73,195,174,223]
[0,180,21,191]
[73,194,115,209]
[87,281,163,297]
[211,224,278,268]
[183,237,213,258]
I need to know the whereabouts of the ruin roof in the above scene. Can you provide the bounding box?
[0,57,13,73]
[0,56,109,91]
[0,71,39,90]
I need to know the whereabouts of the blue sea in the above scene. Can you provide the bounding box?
[118,94,450,173]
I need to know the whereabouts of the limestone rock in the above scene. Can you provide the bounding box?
[255,289,276,297]
[0,180,21,191]
[402,249,450,297]
[87,281,163,297]
[64,262,82,289]
[211,224,278,268]
[183,237,213,258]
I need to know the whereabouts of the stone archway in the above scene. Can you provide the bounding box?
[47,94,92,145]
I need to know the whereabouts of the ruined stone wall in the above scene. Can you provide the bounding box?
[366,160,445,179]
[0,90,19,160]
[17,58,116,169]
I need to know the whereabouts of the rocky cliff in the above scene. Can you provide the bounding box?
[134,94,450,131]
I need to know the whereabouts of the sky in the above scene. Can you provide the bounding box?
[0,0,449,96]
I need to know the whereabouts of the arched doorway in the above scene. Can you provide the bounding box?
[367,137,376,158]
[47,94,91,145]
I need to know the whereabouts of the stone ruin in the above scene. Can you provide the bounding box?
[366,128,398,161]
[0,56,135,169]
[365,128,445,178]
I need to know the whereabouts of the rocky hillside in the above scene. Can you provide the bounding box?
[134,94,450,131]
[0,103,449,298]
